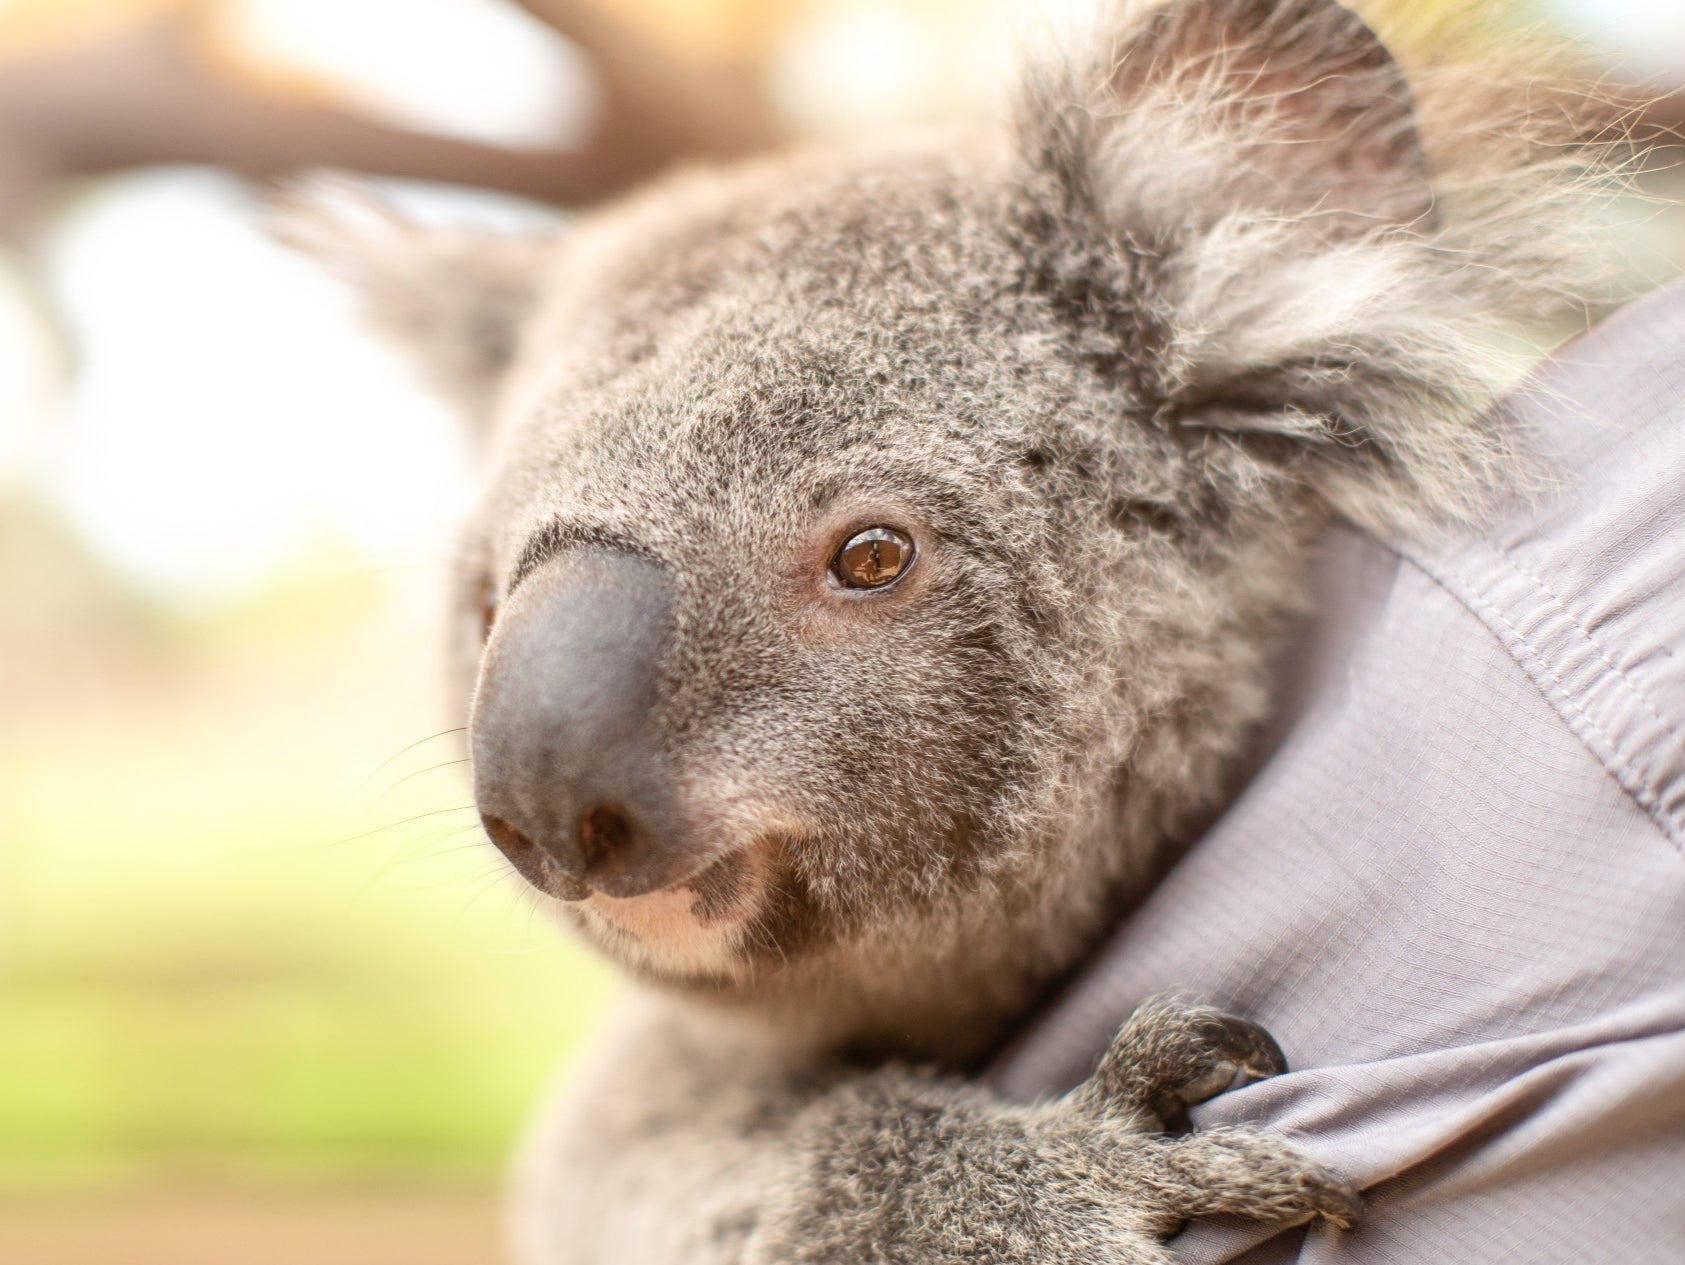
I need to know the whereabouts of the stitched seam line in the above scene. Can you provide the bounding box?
[1499,551,1685,756]
[1393,544,1685,859]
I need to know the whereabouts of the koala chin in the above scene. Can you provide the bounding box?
[278,0,1631,1260]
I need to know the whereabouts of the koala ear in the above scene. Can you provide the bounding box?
[269,178,556,422]
[1041,0,1433,238]
[1019,0,1538,533]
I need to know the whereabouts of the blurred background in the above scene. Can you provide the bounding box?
[0,1,1679,1262]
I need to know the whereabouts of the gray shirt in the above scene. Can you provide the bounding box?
[992,280,1685,1263]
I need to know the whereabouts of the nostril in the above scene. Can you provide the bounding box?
[578,803,634,869]
[480,813,538,866]
[480,811,592,901]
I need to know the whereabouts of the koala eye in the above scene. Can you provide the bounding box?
[832,527,915,590]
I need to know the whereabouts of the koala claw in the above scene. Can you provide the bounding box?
[1199,1013,1288,1080]
[1161,1012,1288,1112]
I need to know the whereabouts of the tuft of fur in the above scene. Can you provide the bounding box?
[284,2,1651,1262]
[268,175,555,417]
[1016,0,1642,536]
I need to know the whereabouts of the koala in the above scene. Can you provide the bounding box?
[279,0,1628,1261]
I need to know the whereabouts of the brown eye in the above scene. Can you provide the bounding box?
[832,527,915,590]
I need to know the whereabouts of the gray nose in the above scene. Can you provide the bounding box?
[470,549,682,899]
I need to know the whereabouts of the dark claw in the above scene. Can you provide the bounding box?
[1195,1013,1288,1083]
[1147,1011,1291,1121]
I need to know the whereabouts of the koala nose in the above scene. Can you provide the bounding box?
[470,549,685,899]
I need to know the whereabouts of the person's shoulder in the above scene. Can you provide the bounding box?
[1397,278,1685,857]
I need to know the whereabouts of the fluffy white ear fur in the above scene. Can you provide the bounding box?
[1021,0,1633,535]
[269,176,556,422]
[1095,0,1434,236]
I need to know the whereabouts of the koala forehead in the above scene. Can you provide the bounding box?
[473,133,1145,569]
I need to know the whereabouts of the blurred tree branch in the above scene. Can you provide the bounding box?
[0,1,786,239]
[0,0,1673,246]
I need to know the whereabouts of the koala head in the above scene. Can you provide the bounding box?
[285,0,1617,1052]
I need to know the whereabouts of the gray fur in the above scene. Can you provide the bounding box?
[281,1,1635,1260]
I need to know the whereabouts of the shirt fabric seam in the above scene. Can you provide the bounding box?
[1386,539,1685,860]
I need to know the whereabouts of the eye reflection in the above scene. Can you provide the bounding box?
[832,527,915,590]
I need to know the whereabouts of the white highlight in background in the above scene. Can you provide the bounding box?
[43,169,474,610]
[222,0,598,149]
[1545,0,1685,82]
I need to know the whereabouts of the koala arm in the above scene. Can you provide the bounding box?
[511,995,1360,1265]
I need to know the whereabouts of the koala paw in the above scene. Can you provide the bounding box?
[1066,997,1362,1234]
[1148,1128,1363,1230]
[1074,996,1287,1126]
[748,999,1356,1265]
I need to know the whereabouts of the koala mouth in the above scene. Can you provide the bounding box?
[479,791,795,963]
[679,846,763,927]
[506,824,776,925]
[565,836,788,977]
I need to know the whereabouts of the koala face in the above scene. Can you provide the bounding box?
[458,145,1103,983]
[286,0,1608,1025]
